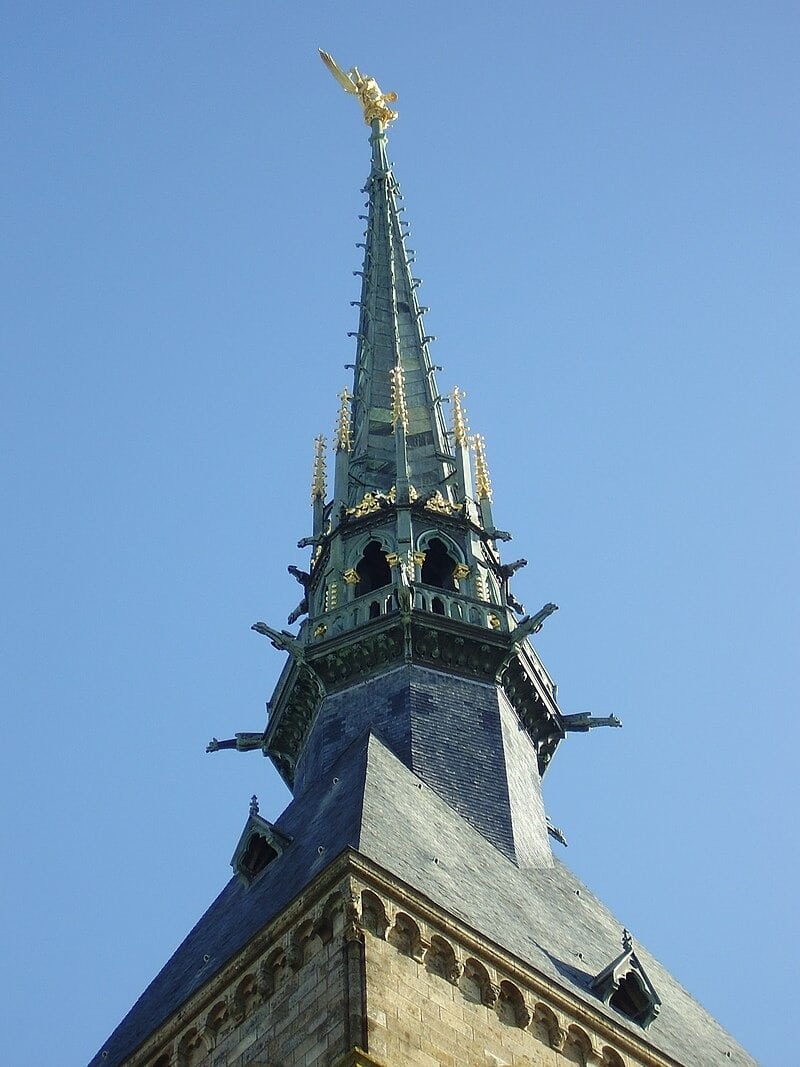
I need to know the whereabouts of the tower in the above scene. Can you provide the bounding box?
[89,56,757,1067]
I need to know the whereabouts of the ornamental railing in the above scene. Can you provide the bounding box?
[307,583,556,697]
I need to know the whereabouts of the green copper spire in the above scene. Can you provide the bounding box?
[346,120,454,505]
[207,66,591,802]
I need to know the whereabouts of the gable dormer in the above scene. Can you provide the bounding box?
[230,796,293,888]
[591,930,661,1028]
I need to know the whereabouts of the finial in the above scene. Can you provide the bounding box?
[622,928,633,952]
[451,386,469,446]
[319,49,398,126]
[472,434,493,502]
[335,388,353,452]
[390,364,409,431]
[311,434,327,501]
[249,794,259,816]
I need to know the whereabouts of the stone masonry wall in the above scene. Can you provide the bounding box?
[120,866,668,1067]
[124,889,352,1067]
[358,886,658,1067]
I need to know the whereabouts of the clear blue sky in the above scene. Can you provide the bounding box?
[3,4,797,1065]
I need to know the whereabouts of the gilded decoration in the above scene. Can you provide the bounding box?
[389,364,409,430]
[343,568,360,585]
[472,433,493,502]
[324,582,339,611]
[319,49,398,127]
[488,613,501,629]
[388,484,419,503]
[346,491,383,518]
[413,550,426,568]
[451,386,469,446]
[424,490,462,516]
[452,563,470,581]
[335,388,353,452]
[313,624,328,639]
[311,434,327,501]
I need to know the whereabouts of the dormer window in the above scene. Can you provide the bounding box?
[240,833,278,881]
[591,930,661,1029]
[230,798,292,888]
[610,971,654,1025]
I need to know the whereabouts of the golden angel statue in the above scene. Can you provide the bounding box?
[319,48,398,126]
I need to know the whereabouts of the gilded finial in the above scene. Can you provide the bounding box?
[335,388,353,452]
[319,48,398,126]
[451,386,469,446]
[390,364,409,431]
[472,434,493,502]
[311,434,327,501]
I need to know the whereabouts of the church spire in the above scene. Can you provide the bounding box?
[210,53,587,860]
[345,117,453,505]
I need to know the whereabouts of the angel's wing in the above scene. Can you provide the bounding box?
[319,49,358,95]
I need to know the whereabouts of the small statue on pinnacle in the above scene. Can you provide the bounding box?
[319,48,398,125]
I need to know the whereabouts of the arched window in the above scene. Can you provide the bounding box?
[356,540,391,594]
[421,537,457,590]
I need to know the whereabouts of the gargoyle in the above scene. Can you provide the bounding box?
[512,603,558,642]
[206,732,265,754]
[287,598,309,625]
[288,565,312,588]
[297,535,321,549]
[251,622,305,662]
[546,818,568,846]
[499,558,528,579]
[561,713,622,732]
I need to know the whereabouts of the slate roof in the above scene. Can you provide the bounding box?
[89,730,757,1067]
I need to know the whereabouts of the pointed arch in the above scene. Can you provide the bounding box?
[416,530,464,591]
[356,540,392,594]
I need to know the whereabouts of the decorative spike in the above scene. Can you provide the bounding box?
[389,364,409,431]
[472,434,493,502]
[311,434,327,501]
[451,387,469,446]
[249,794,259,816]
[335,389,353,452]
